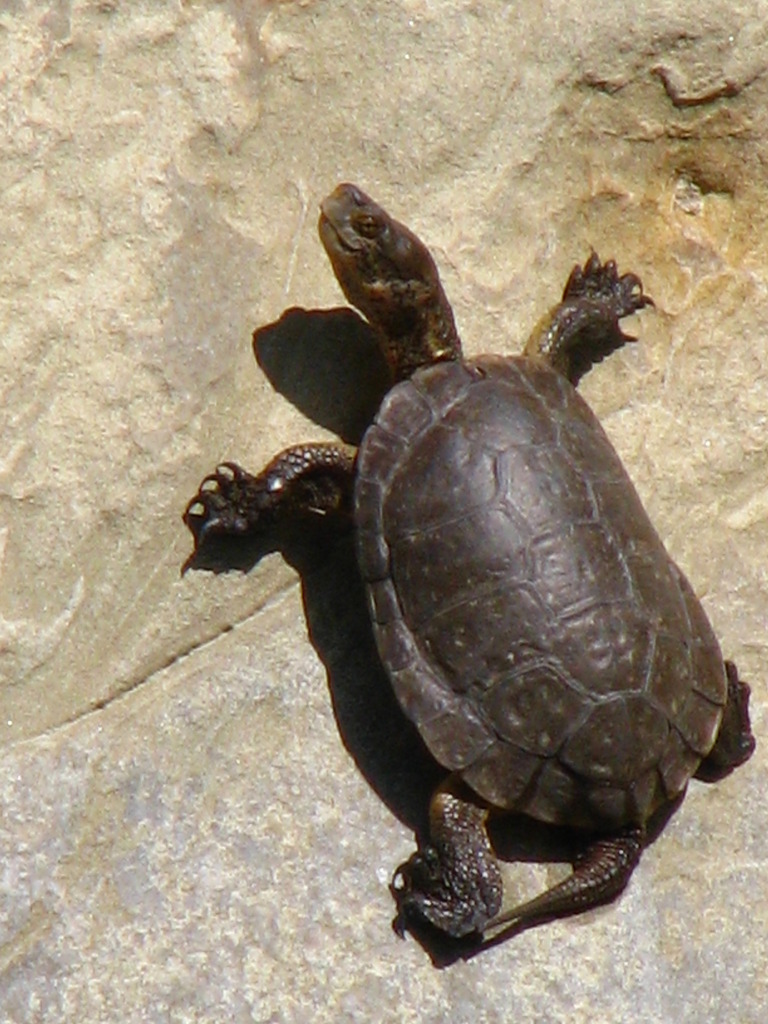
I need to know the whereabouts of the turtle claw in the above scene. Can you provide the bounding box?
[198,462,240,491]
[183,462,271,550]
[563,251,654,320]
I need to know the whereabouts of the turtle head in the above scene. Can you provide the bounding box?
[319,183,462,380]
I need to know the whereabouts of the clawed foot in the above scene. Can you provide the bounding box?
[183,443,357,564]
[525,251,655,385]
[183,462,278,551]
[391,843,502,940]
[391,787,503,941]
[563,251,653,321]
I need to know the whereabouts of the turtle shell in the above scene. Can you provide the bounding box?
[355,355,727,831]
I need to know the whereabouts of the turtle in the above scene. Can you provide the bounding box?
[183,183,756,945]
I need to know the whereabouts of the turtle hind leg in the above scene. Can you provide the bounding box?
[695,660,756,783]
[392,782,503,939]
[393,780,645,945]
[183,442,356,555]
[523,252,653,386]
[479,826,644,946]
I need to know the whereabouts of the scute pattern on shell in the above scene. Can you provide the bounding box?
[355,355,727,831]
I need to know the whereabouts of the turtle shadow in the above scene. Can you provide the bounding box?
[254,306,391,445]
[186,525,441,832]
[186,305,436,832]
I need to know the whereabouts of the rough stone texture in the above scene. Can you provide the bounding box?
[1,1,766,1021]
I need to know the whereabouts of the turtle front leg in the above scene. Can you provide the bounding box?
[524,252,653,385]
[184,442,356,553]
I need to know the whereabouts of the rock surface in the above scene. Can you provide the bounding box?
[1,1,766,1021]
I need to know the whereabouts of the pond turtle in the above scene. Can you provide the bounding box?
[184,184,755,944]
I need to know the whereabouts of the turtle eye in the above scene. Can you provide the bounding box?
[353,212,381,239]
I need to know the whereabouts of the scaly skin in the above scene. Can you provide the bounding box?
[523,251,653,384]
[183,444,356,548]
[392,782,502,939]
[319,183,462,381]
